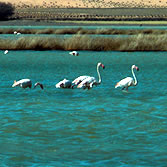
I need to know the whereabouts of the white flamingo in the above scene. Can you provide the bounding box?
[115,65,139,91]
[77,62,105,89]
[56,79,72,88]
[12,79,43,89]
[69,51,79,56]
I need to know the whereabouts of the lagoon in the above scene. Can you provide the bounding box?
[0,49,167,166]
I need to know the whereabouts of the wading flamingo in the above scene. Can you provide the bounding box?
[56,79,72,88]
[12,79,43,89]
[77,62,105,89]
[115,65,139,91]
[69,51,79,56]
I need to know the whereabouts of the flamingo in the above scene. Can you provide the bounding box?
[115,65,139,91]
[12,79,43,89]
[56,79,72,88]
[69,51,79,56]
[77,62,105,89]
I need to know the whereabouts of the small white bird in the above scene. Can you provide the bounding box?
[12,79,43,89]
[4,50,8,54]
[115,65,139,91]
[56,79,72,88]
[69,51,79,56]
[14,31,21,35]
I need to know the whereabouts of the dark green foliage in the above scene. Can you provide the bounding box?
[0,2,15,20]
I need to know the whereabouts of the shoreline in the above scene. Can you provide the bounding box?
[1,20,167,27]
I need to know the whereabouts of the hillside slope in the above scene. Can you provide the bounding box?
[2,0,167,8]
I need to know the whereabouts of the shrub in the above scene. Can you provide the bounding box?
[0,2,15,20]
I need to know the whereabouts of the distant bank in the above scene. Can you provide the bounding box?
[7,8,167,24]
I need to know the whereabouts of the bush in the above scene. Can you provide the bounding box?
[0,2,15,20]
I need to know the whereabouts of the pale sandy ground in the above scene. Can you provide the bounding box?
[2,0,167,8]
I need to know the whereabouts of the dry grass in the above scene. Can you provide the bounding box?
[1,34,167,51]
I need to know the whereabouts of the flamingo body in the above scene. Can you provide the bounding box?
[56,79,72,88]
[12,79,32,88]
[72,76,90,87]
[12,79,43,89]
[77,76,96,89]
[115,77,134,89]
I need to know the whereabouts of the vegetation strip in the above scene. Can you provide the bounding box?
[0,34,167,51]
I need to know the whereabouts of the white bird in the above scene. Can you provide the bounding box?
[69,51,79,56]
[56,79,72,88]
[4,50,8,54]
[12,79,43,89]
[77,62,105,89]
[14,31,21,35]
[115,65,139,91]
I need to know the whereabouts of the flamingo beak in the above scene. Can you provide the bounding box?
[101,64,105,69]
[40,84,44,89]
[136,66,139,71]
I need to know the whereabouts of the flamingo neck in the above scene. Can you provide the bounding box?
[97,64,101,84]
[131,67,137,86]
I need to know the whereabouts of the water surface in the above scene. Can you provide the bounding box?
[0,49,166,166]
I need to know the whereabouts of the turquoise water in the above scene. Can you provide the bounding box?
[0,49,167,166]
[0,48,167,167]
[1,25,167,29]
[0,34,129,39]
